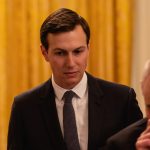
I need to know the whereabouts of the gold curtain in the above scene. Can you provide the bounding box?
[87,0,132,84]
[0,0,132,149]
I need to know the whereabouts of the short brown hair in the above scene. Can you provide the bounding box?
[40,8,90,50]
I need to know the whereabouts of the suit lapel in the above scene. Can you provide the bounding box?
[39,79,67,150]
[87,73,104,149]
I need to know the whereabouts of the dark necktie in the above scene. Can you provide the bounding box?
[63,90,80,150]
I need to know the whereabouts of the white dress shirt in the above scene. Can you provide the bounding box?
[52,73,88,150]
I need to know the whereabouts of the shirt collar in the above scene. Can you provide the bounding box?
[52,72,87,101]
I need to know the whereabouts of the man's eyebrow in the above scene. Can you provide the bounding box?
[74,46,86,50]
[53,46,86,51]
[53,48,66,51]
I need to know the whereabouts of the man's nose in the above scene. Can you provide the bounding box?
[66,54,75,66]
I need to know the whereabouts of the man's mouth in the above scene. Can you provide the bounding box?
[64,71,78,76]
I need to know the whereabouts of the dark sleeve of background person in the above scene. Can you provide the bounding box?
[105,118,147,150]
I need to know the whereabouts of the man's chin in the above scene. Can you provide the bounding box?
[64,80,80,89]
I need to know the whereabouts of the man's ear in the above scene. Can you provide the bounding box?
[40,44,49,61]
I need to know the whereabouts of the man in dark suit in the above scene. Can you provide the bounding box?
[7,8,143,150]
[106,60,150,150]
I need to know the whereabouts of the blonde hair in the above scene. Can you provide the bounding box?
[141,60,150,98]
[141,60,150,83]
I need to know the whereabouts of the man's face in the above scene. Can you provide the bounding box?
[41,25,89,89]
[142,74,150,118]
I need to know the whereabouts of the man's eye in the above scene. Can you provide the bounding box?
[55,51,65,56]
[74,50,83,55]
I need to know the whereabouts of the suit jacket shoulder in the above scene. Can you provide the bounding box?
[87,72,135,93]
[14,79,52,103]
[87,73,143,125]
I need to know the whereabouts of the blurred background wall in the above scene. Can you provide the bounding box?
[0,0,149,149]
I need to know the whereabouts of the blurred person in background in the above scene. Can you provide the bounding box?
[7,8,143,150]
[106,60,150,150]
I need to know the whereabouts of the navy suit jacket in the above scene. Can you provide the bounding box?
[106,118,147,150]
[7,73,143,150]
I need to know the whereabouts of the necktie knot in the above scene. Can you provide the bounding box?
[63,90,75,103]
